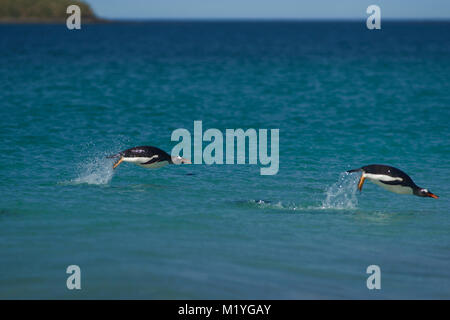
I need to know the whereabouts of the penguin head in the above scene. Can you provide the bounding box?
[416,188,439,199]
[171,156,191,165]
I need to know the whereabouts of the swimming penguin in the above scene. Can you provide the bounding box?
[108,146,191,169]
[347,164,438,198]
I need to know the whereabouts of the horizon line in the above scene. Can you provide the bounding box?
[97,17,450,22]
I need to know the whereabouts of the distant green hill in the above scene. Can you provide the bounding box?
[0,0,100,22]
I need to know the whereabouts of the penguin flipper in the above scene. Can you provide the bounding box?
[142,155,160,165]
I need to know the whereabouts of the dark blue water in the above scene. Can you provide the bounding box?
[0,22,449,299]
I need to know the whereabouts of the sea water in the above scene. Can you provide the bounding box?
[0,22,449,299]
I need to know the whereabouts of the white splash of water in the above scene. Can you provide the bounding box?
[70,154,114,185]
[320,172,360,209]
[61,138,131,186]
[239,172,361,212]
[248,199,285,209]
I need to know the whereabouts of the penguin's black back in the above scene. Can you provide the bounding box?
[362,164,418,187]
[122,146,171,162]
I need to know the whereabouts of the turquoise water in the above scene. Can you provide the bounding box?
[0,22,449,299]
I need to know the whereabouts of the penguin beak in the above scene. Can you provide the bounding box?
[427,192,439,199]
[182,158,191,164]
[113,157,124,169]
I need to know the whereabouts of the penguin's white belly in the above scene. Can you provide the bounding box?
[123,156,155,164]
[123,156,168,169]
[367,178,413,195]
[138,161,169,169]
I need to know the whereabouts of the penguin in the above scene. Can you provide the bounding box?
[108,146,190,170]
[347,164,438,198]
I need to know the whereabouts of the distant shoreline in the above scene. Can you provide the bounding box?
[0,18,449,25]
[0,0,100,23]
